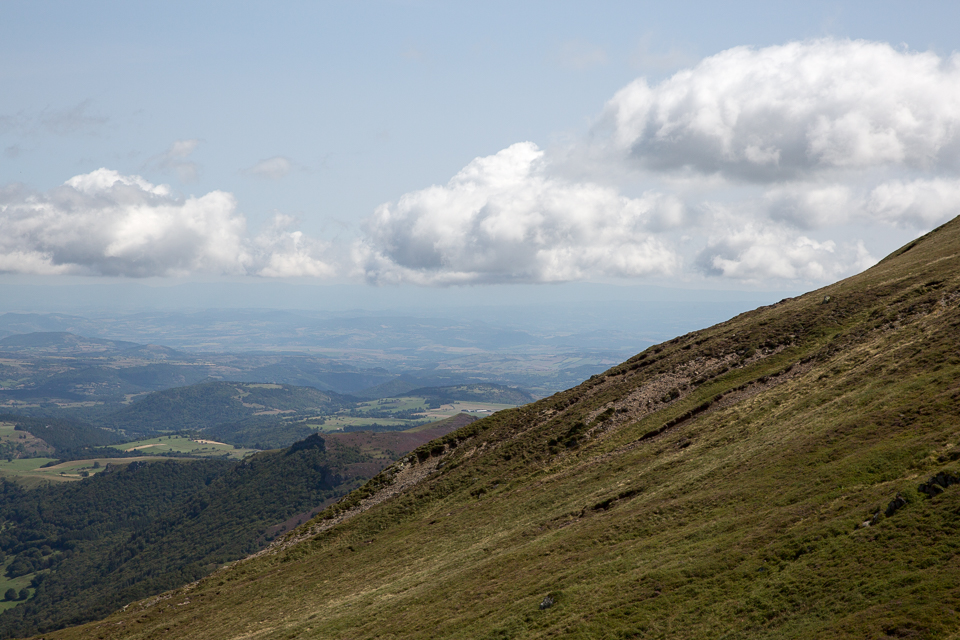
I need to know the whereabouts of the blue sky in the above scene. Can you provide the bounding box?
[2,1,960,309]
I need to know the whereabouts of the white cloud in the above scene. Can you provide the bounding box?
[695,215,877,282]
[357,142,681,285]
[145,139,201,182]
[602,39,960,181]
[0,169,335,278]
[762,177,960,230]
[245,156,294,180]
[865,178,960,228]
[12,39,955,289]
[250,214,336,278]
[765,184,856,229]
[355,39,960,287]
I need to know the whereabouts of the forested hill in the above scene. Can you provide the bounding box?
[95,381,351,437]
[0,459,232,637]
[0,434,381,639]
[0,415,121,452]
[43,217,960,639]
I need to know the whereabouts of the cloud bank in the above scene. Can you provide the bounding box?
[0,169,333,278]
[363,39,960,286]
[4,39,959,286]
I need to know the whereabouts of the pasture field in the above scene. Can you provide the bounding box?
[0,558,34,613]
[316,416,413,431]
[109,435,254,459]
[422,401,517,419]
[0,457,182,487]
[355,397,428,411]
[316,399,516,432]
[0,422,53,457]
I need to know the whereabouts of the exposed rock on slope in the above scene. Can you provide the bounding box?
[50,218,960,639]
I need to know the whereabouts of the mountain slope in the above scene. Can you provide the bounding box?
[48,218,960,639]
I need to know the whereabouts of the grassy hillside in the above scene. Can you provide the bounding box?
[41,217,960,639]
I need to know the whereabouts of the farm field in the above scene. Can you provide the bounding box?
[109,435,255,458]
[0,457,184,488]
[422,401,517,419]
[0,558,34,613]
[355,397,427,412]
[315,399,518,432]
[317,416,416,431]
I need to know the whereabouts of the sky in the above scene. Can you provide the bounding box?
[2,1,960,311]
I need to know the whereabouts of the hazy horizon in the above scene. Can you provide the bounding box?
[3,1,958,370]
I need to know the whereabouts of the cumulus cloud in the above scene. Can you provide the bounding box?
[602,39,960,181]
[354,39,960,287]
[357,142,681,285]
[695,215,877,282]
[250,214,336,278]
[11,39,956,288]
[145,139,201,182]
[244,156,295,180]
[0,169,335,278]
[865,178,960,228]
[762,177,960,231]
[765,184,856,229]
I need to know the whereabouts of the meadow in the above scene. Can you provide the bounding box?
[109,435,254,458]
[316,398,518,432]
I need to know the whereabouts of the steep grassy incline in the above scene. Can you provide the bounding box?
[49,219,960,639]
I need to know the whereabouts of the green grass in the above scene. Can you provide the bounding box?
[0,457,63,488]
[356,396,428,411]
[318,401,517,432]
[318,416,415,430]
[0,421,53,458]
[0,457,206,488]
[0,558,34,613]
[109,435,255,458]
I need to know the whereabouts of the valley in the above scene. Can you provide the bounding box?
[0,347,522,637]
[23,216,960,640]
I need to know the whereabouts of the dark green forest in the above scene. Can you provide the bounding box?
[0,435,374,638]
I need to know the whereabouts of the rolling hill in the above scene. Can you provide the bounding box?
[0,332,139,354]
[96,381,351,438]
[403,383,535,406]
[0,418,476,639]
[37,217,960,639]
